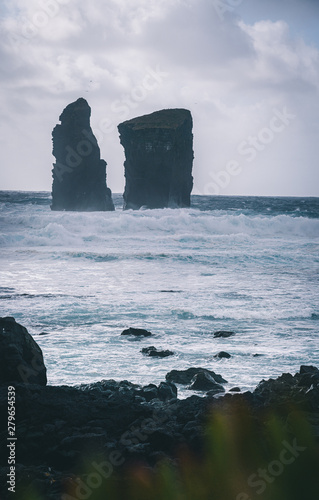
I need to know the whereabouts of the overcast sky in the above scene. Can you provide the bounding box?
[1,0,319,196]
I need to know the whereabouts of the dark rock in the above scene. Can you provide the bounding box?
[298,368,319,388]
[148,430,177,453]
[121,327,153,337]
[118,108,194,209]
[189,372,226,392]
[214,351,231,359]
[51,97,114,211]
[206,386,226,397]
[59,432,107,452]
[229,387,241,392]
[213,331,235,338]
[158,382,178,401]
[253,353,264,357]
[0,317,47,385]
[141,346,174,358]
[140,384,159,402]
[300,365,319,375]
[253,366,319,410]
[166,367,227,385]
[77,379,140,396]
[77,378,177,403]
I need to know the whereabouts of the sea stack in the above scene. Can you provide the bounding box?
[118,109,194,209]
[51,98,114,211]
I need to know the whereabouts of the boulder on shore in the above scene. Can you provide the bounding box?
[118,108,194,209]
[189,372,226,393]
[166,367,227,385]
[51,97,114,211]
[0,317,47,386]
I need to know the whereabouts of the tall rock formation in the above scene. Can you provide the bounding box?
[51,98,114,211]
[118,109,194,209]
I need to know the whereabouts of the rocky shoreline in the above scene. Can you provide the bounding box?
[1,318,319,499]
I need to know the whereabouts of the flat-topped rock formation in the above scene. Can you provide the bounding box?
[51,98,114,211]
[118,109,194,209]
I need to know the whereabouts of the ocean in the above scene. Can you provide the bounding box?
[1,191,318,397]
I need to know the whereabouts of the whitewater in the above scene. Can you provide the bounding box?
[1,191,318,397]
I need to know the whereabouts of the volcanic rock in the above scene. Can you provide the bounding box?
[214,351,231,359]
[213,331,235,338]
[166,367,227,385]
[189,372,226,392]
[253,365,319,410]
[141,346,174,358]
[157,381,178,400]
[51,97,114,211]
[0,317,47,386]
[121,327,153,337]
[118,108,194,209]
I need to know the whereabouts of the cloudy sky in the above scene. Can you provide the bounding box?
[1,0,319,196]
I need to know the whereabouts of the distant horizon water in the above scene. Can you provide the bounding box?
[1,189,319,199]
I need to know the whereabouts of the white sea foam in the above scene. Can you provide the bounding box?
[1,208,319,249]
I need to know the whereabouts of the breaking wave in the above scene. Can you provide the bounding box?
[1,209,318,249]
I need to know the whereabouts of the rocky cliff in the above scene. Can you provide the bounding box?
[51,98,114,211]
[118,109,194,209]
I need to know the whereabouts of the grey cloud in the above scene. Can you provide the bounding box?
[136,1,255,71]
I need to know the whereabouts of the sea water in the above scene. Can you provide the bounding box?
[0,191,318,397]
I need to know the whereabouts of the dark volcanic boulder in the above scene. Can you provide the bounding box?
[77,379,177,403]
[0,317,47,385]
[121,327,152,337]
[118,108,194,209]
[51,97,114,211]
[300,365,319,375]
[213,331,235,338]
[214,351,231,359]
[166,368,227,385]
[253,365,319,410]
[141,346,174,358]
[189,372,225,392]
[158,381,178,400]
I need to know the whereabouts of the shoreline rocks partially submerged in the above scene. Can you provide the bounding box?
[1,318,318,500]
